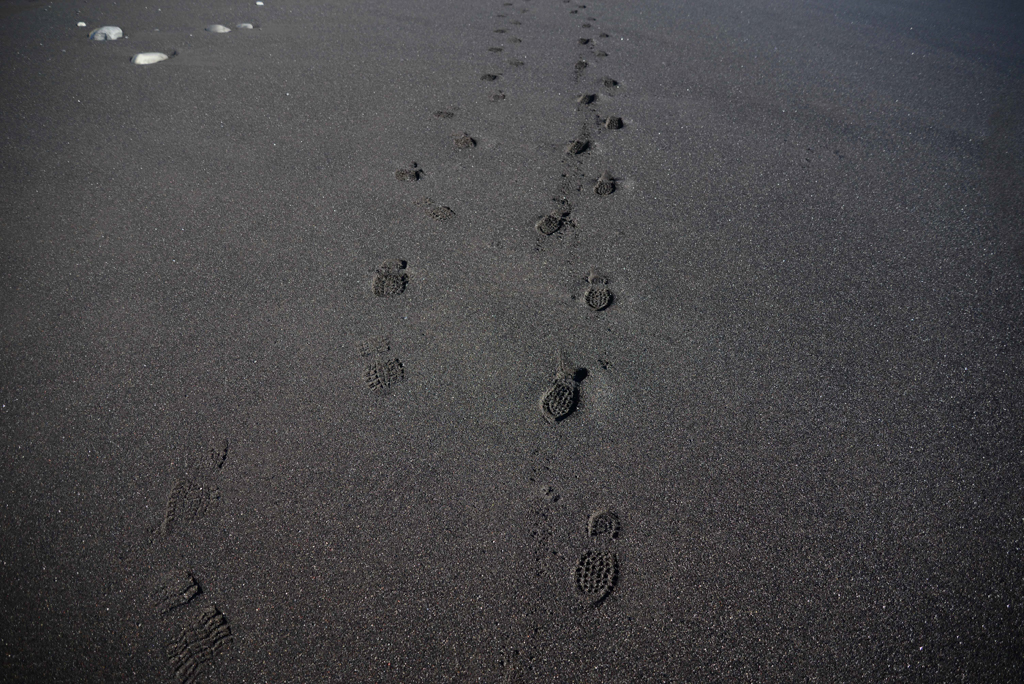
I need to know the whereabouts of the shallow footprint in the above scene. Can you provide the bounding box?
[372,259,408,297]
[363,358,406,392]
[394,162,421,181]
[419,197,456,222]
[454,132,476,149]
[588,509,621,538]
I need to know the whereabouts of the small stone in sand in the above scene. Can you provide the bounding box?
[236,23,254,29]
[89,26,122,41]
[132,52,169,65]
[206,24,231,33]
[77,22,86,28]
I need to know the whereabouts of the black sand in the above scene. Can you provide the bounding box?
[2,0,1023,681]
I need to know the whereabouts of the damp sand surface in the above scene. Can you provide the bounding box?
[2,0,1024,681]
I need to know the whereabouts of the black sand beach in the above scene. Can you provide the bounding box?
[2,0,1023,681]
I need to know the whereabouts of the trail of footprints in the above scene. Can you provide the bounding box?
[152,440,233,683]
[128,1,633,680]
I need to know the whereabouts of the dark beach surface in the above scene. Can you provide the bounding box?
[2,0,1023,681]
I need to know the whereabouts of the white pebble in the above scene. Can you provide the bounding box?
[256,2,264,5]
[89,26,123,41]
[77,22,86,27]
[131,52,168,65]
[236,23,254,29]
[206,24,231,33]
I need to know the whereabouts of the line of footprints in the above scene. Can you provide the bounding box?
[152,440,234,683]
[383,0,629,610]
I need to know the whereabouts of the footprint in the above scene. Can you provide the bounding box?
[132,52,170,65]
[595,50,608,57]
[205,24,231,33]
[433,110,455,119]
[372,259,408,298]
[481,73,500,82]
[578,38,591,45]
[573,550,618,605]
[508,59,525,67]
[604,116,623,129]
[574,60,588,71]
[511,20,522,25]
[539,353,579,424]
[494,29,507,33]
[576,93,596,105]
[166,605,232,683]
[363,358,405,392]
[582,23,592,28]
[454,132,477,149]
[565,136,590,155]
[418,197,456,221]
[88,26,122,41]
[394,162,421,181]
[599,32,610,38]
[534,205,571,236]
[594,171,615,196]
[357,335,391,357]
[602,77,619,88]
[152,571,201,614]
[584,270,612,311]
[161,479,219,536]
[491,91,507,102]
[510,37,522,43]
[588,509,620,538]
[488,47,503,52]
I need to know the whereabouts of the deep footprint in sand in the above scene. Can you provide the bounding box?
[166,605,232,683]
[454,132,477,149]
[584,270,613,311]
[539,353,579,424]
[152,571,201,614]
[535,204,571,236]
[577,93,596,105]
[566,136,590,155]
[604,116,623,129]
[594,171,616,195]
[573,550,618,604]
[372,259,408,297]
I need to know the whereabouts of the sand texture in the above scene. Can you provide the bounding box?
[2,0,1024,681]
